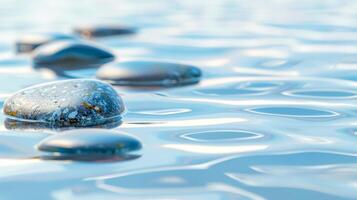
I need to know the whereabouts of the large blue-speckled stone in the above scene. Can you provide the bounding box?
[3,79,124,127]
[33,41,115,66]
[36,129,142,155]
[16,32,77,53]
[74,25,136,38]
[96,61,202,87]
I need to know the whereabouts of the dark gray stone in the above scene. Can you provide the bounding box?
[16,33,77,53]
[36,129,142,155]
[74,25,136,38]
[33,41,115,67]
[96,61,202,87]
[3,79,124,127]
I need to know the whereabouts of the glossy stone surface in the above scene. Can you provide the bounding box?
[33,41,115,67]
[36,129,142,155]
[15,32,77,53]
[3,79,124,127]
[96,61,202,87]
[74,25,136,38]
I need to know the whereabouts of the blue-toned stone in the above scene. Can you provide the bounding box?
[33,41,115,66]
[16,32,77,53]
[3,79,124,127]
[96,61,202,87]
[74,25,136,38]
[36,129,142,155]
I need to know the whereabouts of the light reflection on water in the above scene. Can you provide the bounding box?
[0,0,357,199]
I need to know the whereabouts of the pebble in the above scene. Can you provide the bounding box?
[36,129,142,155]
[15,32,77,53]
[33,41,115,67]
[74,25,136,38]
[96,61,202,87]
[3,79,124,127]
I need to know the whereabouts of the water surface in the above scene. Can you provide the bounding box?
[0,0,356,199]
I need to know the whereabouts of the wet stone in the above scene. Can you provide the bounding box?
[96,61,202,87]
[36,129,142,155]
[33,41,115,67]
[15,32,77,53]
[74,25,136,38]
[3,79,124,128]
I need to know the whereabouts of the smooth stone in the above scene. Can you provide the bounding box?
[33,41,115,67]
[96,61,202,87]
[15,33,77,53]
[74,25,136,38]
[3,79,124,127]
[36,129,142,155]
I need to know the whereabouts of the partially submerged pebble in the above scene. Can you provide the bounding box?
[3,79,124,127]
[33,41,115,67]
[36,129,142,155]
[96,61,202,87]
[15,33,77,53]
[74,25,136,38]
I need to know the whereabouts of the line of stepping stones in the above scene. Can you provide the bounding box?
[5,25,202,161]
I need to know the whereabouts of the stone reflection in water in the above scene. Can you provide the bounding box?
[37,153,140,163]
[4,117,122,131]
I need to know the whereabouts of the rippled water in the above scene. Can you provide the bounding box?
[0,0,357,199]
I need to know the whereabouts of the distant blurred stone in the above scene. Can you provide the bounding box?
[96,61,202,87]
[33,41,115,67]
[3,79,124,128]
[74,25,136,38]
[15,33,77,53]
[36,129,142,155]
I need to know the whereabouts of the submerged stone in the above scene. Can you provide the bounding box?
[96,61,202,87]
[15,32,77,53]
[36,129,142,155]
[3,79,124,127]
[74,25,136,38]
[33,41,115,67]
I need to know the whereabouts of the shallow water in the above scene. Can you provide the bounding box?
[0,0,357,199]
